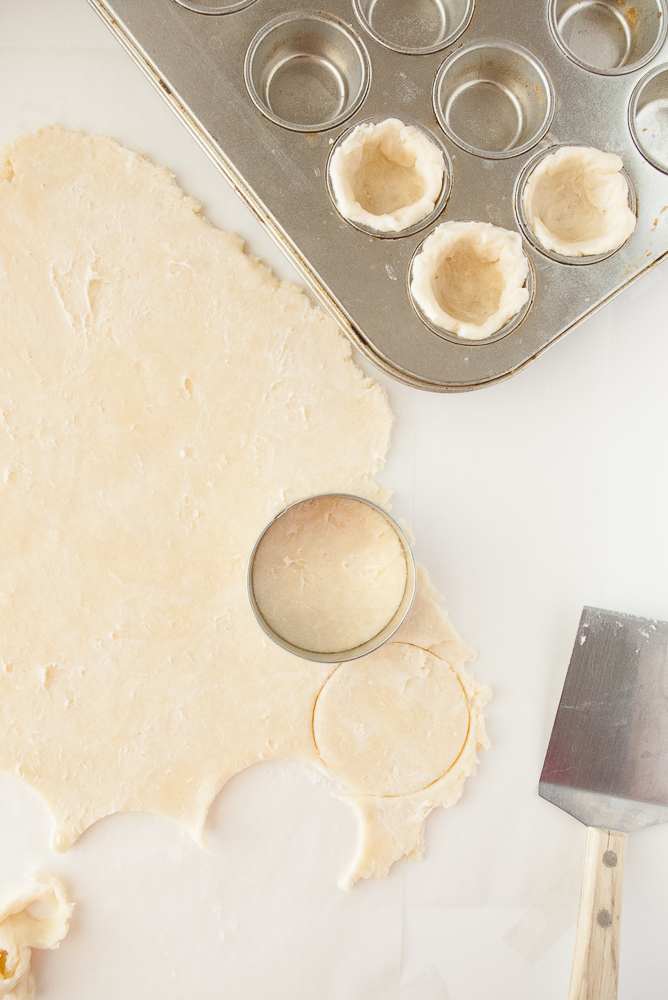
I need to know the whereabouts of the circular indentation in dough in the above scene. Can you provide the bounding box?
[244,12,371,133]
[516,144,637,263]
[171,0,257,12]
[327,117,452,238]
[353,0,474,55]
[249,495,416,662]
[433,41,555,159]
[409,221,533,342]
[313,643,470,797]
[549,0,667,76]
[629,63,668,173]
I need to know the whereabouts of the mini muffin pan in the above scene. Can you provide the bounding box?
[90,0,668,391]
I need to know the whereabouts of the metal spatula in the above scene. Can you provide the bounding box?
[540,606,668,1000]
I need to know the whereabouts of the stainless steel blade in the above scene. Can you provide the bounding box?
[540,606,668,833]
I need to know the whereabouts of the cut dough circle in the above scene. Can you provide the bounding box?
[329,118,445,233]
[522,145,636,257]
[410,221,530,340]
[313,642,470,797]
[251,496,408,655]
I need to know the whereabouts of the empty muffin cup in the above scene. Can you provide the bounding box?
[433,41,555,159]
[172,0,256,11]
[327,117,452,237]
[248,494,416,663]
[629,63,668,173]
[353,0,474,54]
[409,221,533,343]
[516,144,637,263]
[549,0,667,76]
[244,12,370,132]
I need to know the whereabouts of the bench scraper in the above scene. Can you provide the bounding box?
[540,605,668,1000]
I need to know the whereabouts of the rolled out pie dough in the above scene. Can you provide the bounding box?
[0,877,72,1000]
[0,128,489,886]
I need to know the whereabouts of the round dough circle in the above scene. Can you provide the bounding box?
[313,642,470,796]
[522,145,636,258]
[251,496,408,655]
[410,221,529,340]
[329,118,445,233]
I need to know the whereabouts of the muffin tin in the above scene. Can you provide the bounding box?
[90,0,668,391]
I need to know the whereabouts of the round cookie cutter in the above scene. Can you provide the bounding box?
[247,493,416,663]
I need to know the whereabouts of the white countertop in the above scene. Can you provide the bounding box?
[1,3,667,998]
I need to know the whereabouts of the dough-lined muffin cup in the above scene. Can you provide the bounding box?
[409,221,531,341]
[328,117,450,236]
[519,145,637,261]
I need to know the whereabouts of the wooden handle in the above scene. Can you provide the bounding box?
[568,827,626,1000]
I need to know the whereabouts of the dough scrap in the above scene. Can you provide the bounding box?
[411,221,529,340]
[0,877,72,1000]
[329,118,444,232]
[0,127,488,885]
[522,145,636,257]
[251,495,408,654]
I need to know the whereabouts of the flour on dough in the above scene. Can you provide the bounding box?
[0,877,72,1000]
[0,128,488,884]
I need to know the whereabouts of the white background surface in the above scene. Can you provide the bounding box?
[1,3,667,998]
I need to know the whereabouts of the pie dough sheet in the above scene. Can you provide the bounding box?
[329,118,444,232]
[251,495,408,654]
[0,127,488,885]
[411,221,529,340]
[522,145,636,257]
[0,878,72,1000]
